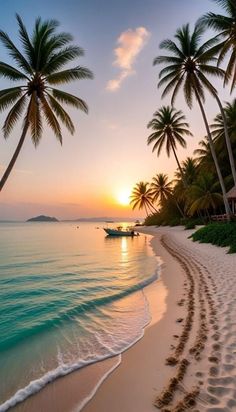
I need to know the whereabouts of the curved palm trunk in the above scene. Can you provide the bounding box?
[169,139,187,188]
[171,195,185,218]
[214,93,236,186]
[194,90,231,220]
[144,203,149,217]
[0,122,29,192]
[147,199,158,213]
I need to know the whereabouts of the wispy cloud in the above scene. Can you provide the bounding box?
[106,27,150,92]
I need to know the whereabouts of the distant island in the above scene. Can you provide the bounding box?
[62,217,138,222]
[27,215,59,222]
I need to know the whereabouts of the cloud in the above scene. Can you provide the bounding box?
[106,27,150,92]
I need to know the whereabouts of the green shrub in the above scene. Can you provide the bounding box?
[185,222,196,230]
[169,217,181,226]
[191,223,236,253]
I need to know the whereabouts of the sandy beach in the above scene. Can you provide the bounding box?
[11,225,236,412]
[83,226,236,412]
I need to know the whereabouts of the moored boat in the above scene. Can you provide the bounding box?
[104,227,139,236]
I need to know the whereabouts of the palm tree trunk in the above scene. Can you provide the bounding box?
[194,90,231,220]
[214,93,236,186]
[147,199,158,213]
[0,122,29,192]
[169,139,187,188]
[172,195,185,218]
[144,203,149,217]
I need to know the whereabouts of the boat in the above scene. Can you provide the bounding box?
[104,227,139,237]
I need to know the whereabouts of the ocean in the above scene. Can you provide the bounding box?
[0,222,158,411]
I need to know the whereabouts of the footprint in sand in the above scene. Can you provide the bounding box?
[209,366,219,376]
[222,363,235,373]
[227,399,236,408]
[208,377,234,386]
[207,386,232,397]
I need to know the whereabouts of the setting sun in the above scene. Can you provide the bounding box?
[117,189,131,206]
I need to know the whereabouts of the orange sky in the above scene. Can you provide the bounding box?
[0,0,230,220]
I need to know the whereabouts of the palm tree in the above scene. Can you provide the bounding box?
[147,106,192,185]
[154,22,232,218]
[150,173,172,204]
[130,182,157,216]
[0,15,93,191]
[175,157,198,185]
[211,99,236,151]
[194,138,212,162]
[188,173,223,217]
[174,158,198,215]
[199,0,236,92]
[151,172,185,217]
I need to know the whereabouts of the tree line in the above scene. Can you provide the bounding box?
[130,0,236,223]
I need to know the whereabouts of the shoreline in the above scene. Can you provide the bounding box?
[83,227,188,412]
[84,226,236,411]
[9,232,162,412]
[10,225,236,411]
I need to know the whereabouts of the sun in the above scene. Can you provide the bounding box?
[117,188,131,206]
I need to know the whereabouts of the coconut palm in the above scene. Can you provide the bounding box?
[199,0,236,92]
[0,15,93,191]
[188,173,223,217]
[150,173,172,204]
[152,172,185,217]
[211,99,236,151]
[175,157,198,185]
[194,138,211,162]
[147,106,192,185]
[154,22,232,217]
[174,158,198,215]
[130,182,157,216]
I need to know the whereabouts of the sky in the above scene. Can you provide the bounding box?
[0,0,230,220]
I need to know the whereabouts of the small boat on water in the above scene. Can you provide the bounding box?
[104,227,139,237]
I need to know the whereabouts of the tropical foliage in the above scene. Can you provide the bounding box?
[191,222,236,254]
[147,106,192,183]
[131,0,236,227]
[200,0,236,92]
[0,15,93,191]
[130,182,157,216]
[131,97,236,226]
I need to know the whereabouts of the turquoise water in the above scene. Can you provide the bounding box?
[0,222,157,411]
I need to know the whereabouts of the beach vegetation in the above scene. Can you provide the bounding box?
[0,15,93,191]
[130,181,157,216]
[154,22,233,218]
[191,222,236,253]
[147,106,192,186]
[199,0,236,93]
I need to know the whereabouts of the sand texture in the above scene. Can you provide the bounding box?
[84,226,236,412]
[11,226,236,412]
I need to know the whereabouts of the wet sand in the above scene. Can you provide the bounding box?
[84,226,236,411]
[12,226,236,411]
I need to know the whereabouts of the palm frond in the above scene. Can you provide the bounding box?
[27,92,43,146]
[46,66,93,84]
[0,62,29,81]
[0,87,24,112]
[42,46,84,74]
[16,14,34,67]
[47,93,75,134]
[51,88,88,112]
[40,95,62,143]
[0,30,32,75]
[3,94,27,138]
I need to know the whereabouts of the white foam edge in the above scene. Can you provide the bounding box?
[73,354,121,412]
[0,272,158,412]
